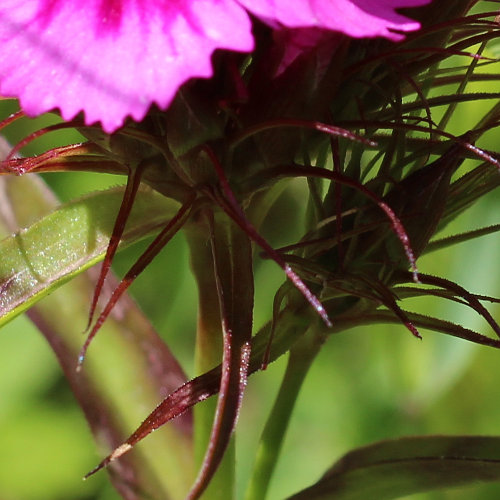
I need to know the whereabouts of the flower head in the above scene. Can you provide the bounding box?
[0,0,430,132]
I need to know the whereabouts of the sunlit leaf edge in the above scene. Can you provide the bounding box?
[0,185,179,327]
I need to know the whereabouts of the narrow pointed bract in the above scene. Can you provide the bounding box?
[85,162,147,332]
[77,196,195,369]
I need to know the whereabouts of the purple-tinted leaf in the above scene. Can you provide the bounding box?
[207,146,332,328]
[336,309,500,349]
[86,308,310,478]
[85,160,148,332]
[395,271,500,338]
[78,195,195,367]
[0,182,180,327]
[87,213,256,500]
[288,436,500,500]
[0,173,193,499]
[362,277,421,339]
[187,218,253,500]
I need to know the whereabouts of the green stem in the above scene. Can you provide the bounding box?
[245,326,326,500]
[186,218,236,500]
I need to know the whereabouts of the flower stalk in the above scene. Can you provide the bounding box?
[245,324,326,500]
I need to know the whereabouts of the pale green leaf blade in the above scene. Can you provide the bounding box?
[0,174,194,499]
[0,182,179,326]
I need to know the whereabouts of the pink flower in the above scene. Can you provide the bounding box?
[0,0,430,133]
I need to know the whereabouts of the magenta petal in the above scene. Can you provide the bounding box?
[238,0,431,40]
[0,0,254,132]
[273,28,343,77]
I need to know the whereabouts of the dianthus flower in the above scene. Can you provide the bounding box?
[4,2,500,500]
[0,0,430,132]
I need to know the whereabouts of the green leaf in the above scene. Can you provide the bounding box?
[0,183,180,326]
[288,435,500,500]
[0,174,194,499]
[426,223,500,253]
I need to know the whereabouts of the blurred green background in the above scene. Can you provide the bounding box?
[0,54,500,500]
